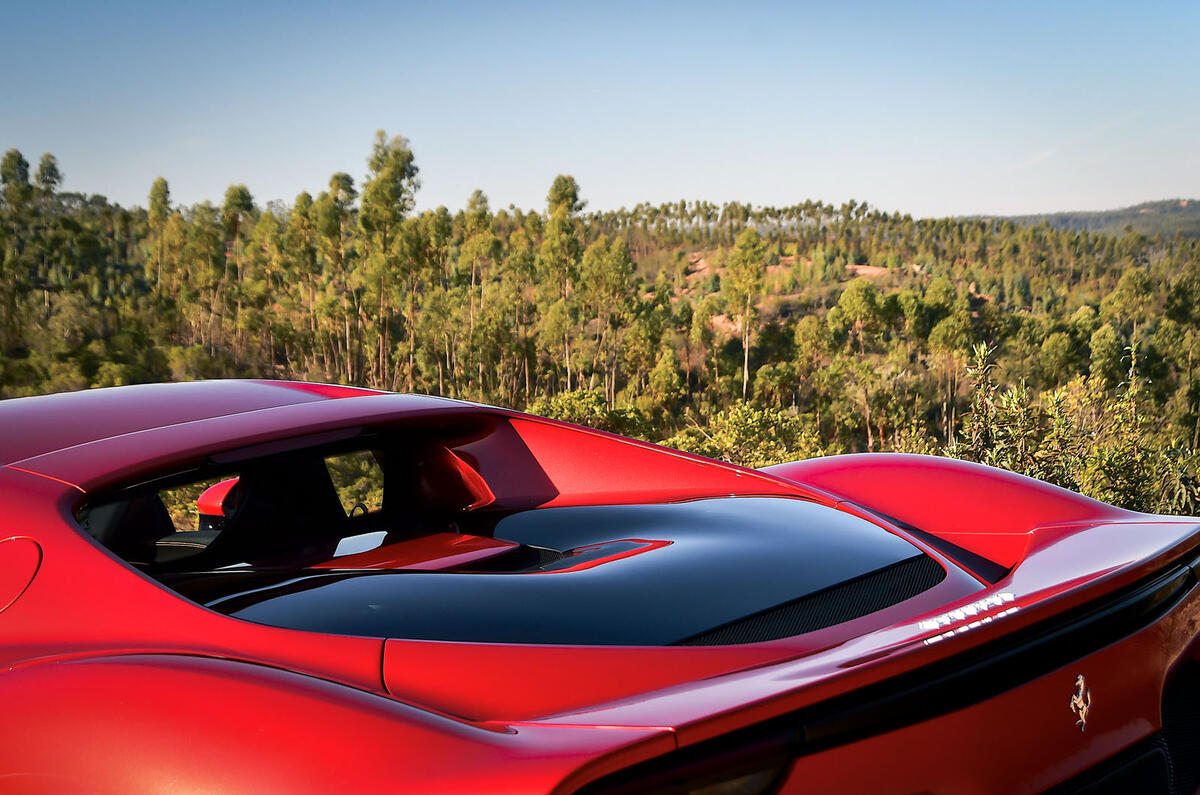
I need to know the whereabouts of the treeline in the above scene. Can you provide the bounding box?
[2,134,1199,511]
[1001,199,1200,240]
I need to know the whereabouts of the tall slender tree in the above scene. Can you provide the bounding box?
[723,227,767,398]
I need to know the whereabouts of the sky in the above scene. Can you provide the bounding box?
[2,0,1197,218]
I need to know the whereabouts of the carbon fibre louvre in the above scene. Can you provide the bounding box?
[676,555,946,646]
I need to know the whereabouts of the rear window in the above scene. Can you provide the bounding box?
[75,432,497,573]
[161,476,231,533]
[325,450,385,517]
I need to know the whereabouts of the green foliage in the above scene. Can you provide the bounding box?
[4,138,1200,514]
[547,175,585,216]
[148,177,170,229]
[1101,267,1154,331]
[526,389,648,438]
[1,149,32,208]
[837,278,879,353]
[34,153,62,193]
[663,403,824,468]
[1089,324,1124,388]
[325,450,386,515]
[649,345,685,408]
[1002,200,1200,239]
[723,227,768,398]
[359,129,418,251]
[952,345,1200,513]
[928,311,972,356]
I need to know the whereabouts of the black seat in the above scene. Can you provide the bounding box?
[191,455,347,568]
[81,493,177,566]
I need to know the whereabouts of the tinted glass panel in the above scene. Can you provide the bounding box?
[325,450,385,517]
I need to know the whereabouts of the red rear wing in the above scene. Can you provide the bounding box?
[764,454,1141,570]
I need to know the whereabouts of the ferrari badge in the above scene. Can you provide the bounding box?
[1069,674,1092,731]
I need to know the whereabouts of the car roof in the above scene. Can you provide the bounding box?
[0,380,386,467]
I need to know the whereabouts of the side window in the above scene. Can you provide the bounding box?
[160,476,236,533]
[78,474,241,568]
[325,450,385,517]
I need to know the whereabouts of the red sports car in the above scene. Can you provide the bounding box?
[0,380,1197,794]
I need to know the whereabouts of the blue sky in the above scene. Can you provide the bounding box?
[2,0,1197,217]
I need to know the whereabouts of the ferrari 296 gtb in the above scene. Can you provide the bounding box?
[0,380,1198,793]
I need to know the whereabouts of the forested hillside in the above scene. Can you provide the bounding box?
[1001,199,1200,239]
[3,133,1199,512]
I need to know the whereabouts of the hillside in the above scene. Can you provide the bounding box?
[999,199,1200,238]
[4,139,1200,513]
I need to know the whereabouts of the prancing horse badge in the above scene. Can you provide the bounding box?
[1069,674,1092,731]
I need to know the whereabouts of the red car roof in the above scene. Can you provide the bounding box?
[0,380,385,467]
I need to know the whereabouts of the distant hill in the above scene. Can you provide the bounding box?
[997,199,1200,238]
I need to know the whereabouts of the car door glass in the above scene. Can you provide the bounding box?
[325,450,385,517]
[161,476,237,534]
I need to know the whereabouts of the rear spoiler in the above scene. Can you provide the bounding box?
[762,454,1141,578]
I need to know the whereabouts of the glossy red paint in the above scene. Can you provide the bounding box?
[382,639,783,723]
[257,379,387,399]
[538,538,673,574]
[766,588,1200,794]
[0,654,675,795]
[0,536,41,613]
[417,443,497,510]
[0,381,1198,793]
[0,467,387,694]
[7,391,465,491]
[503,415,820,507]
[0,379,334,467]
[379,569,980,724]
[764,454,1139,569]
[525,518,1200,737]
[196,477,238,516]
[311,532,518,570]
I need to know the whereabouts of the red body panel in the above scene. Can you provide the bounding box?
[311,532,519,570]
[0,379,373,467]
[195,477,238,516]
[519,519,1200,733]
[764,454,1140,568]
[0,536,41,613]
[498,416,817,507]
[0,382,1197,793]
[7,391,467,491]
[772,591,1200,794]
[0,468,388,694]
[0,654,674,795]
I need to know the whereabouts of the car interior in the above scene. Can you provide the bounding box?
[75,429,518,575]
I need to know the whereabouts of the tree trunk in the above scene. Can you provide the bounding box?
[863,387,874,452]
[741,323,751,400]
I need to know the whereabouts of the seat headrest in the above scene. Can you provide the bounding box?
[83,492,177,565]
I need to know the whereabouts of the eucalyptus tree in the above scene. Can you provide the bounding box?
[723,227,768,399]
[313,173,359,382]
[34,154,62,196]
[147,178,171,292]
[221,184,254,283]
[5,137,1200,506]
[359,131,419,386]
[1101,267,1155,384]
